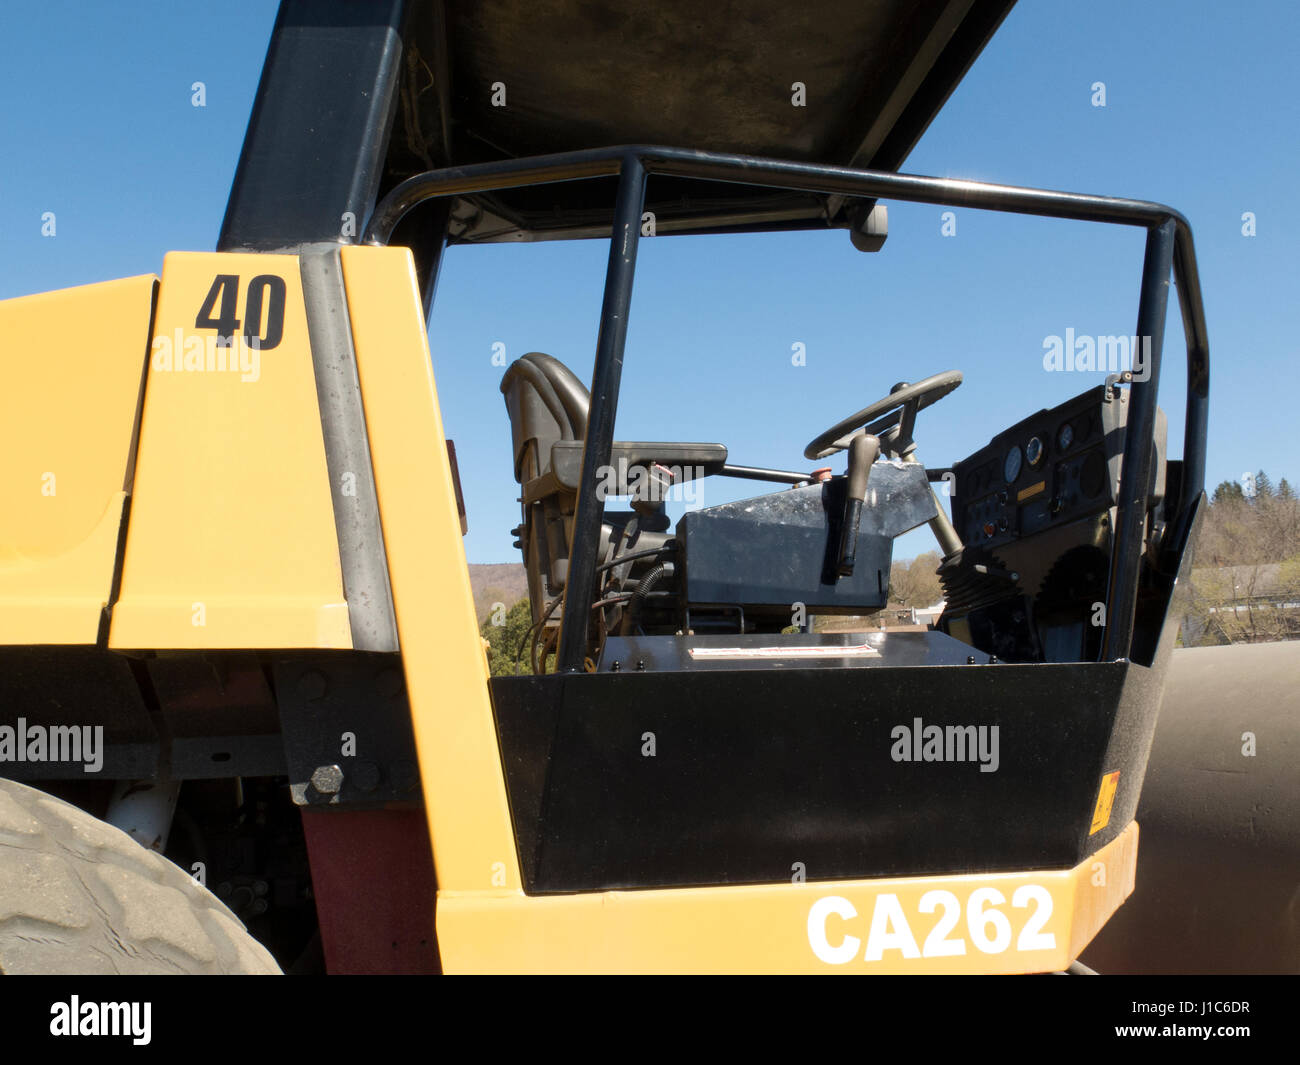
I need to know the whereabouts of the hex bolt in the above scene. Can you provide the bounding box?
[308,764,344,801]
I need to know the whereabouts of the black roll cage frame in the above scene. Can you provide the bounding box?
[362,145,1210,674]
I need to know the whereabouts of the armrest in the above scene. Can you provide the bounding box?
[549,441,728,492]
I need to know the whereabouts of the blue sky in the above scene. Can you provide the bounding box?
[2,1,1295,563]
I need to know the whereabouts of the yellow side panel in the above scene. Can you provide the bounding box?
[340,245,520,892]
[110,252,350,650]
[0,275,156,644]
[437,822,1139,974]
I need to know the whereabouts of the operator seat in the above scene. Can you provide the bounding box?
[500,353,588,617]
[500,353,727,630]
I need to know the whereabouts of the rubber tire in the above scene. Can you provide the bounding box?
[0,779,280,974]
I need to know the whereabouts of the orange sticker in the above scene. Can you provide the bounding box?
[1089,771,1121,835]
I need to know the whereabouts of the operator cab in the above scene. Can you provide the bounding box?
[502,354,1169,671]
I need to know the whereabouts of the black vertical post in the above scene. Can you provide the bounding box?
[1172,233,1210,513]
[391,198,454,318]
[1100,217,1176,661]
[557,155,648,672]
[1179,278,1210,517]
[1182,388,1209,512]
[218,0,409,252]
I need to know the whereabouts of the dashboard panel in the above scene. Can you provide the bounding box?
[939,382,1168,665]
[950,384,1154,553]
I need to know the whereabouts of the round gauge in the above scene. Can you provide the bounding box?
[1057,422,1075,451]
[1003,444,1022,484]
[1026,435,1045,467]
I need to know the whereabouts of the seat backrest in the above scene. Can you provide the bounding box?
[499,352,589,484]
[499,353,594,618]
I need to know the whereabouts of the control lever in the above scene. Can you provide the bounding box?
[630,462,673,532]
[837,433,880,576]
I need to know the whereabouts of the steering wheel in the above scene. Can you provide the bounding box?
[803,371,963,461]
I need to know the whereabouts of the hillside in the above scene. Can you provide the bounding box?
[468,562,529,624]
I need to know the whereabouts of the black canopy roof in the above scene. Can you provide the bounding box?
[386,0,1017,241]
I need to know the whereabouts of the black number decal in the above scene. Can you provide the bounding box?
[194,274,287,352]
[194,274,241,347]
[243,274,286,351]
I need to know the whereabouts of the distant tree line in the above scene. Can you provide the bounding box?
[888,551,944,610]
[1184,470,1300,644]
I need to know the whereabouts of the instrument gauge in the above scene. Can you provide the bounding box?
[1057,422,1074,451]
[1026,435,1045,467]
[1003,445,1022,484]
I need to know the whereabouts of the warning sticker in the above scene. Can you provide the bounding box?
[1089,770,1121,835]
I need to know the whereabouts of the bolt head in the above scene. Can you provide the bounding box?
[353,760,381,792]
[375,667,404,698]
[310,764,344,795]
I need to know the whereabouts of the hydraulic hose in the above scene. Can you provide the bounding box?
[626,561,675,635]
